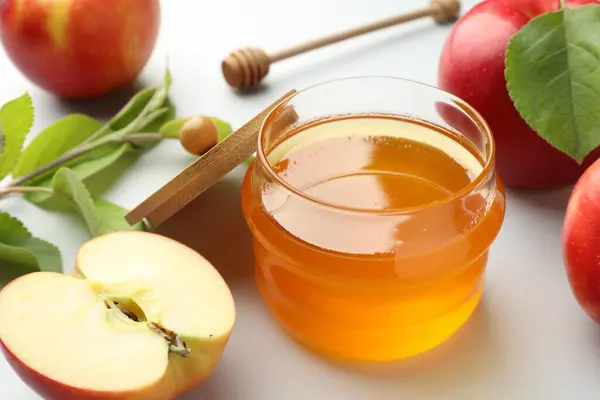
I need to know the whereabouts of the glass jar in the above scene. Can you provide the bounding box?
[241,77,505,362]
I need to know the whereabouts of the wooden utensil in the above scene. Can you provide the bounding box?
[221,0,460,90]
[125,89,297,228]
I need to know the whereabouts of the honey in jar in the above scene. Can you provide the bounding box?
[242,78,505,361]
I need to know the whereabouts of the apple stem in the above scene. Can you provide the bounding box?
[3,133,163,189]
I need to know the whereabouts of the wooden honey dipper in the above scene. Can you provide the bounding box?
[222,0,460,90]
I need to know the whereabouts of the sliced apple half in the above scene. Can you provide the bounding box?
[0,231,235,400]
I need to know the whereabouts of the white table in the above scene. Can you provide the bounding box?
[1,0,599,398]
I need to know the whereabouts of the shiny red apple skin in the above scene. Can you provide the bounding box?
[0,0,160,99]
[563,159,600,325]
[438,0,600,189]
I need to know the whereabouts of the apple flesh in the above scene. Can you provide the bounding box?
[0,231,235,400]
[438,0,600,189]
[563,159,600,325]
[0,0,160,99]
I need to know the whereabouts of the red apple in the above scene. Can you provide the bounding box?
[438,0,600,189]
[0,0,160,99]
[563,159,600,324]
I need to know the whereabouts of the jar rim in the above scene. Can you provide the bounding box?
[255,76,496,215]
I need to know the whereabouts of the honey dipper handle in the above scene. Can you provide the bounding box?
[269,0,460,63]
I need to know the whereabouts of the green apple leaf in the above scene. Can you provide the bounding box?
[158,117,186,138]
[107,69,174,132]
[108,88,157,130]
[94,198,145,232]
[25,143,134,204]
[52,168,105,237]
[506,4,600,163]
[0,123,4,156]
[139,69,174,132]
[12,113,146,205]
[124,69,173,135]
[12,114,104,179]
[15,238,63,273]
[0,212,62,288]
[152,68,173,111]
[143,100,176,133]
[0,93,34,181]
[66,143,133,184]
[52,168,142,236]
[134,107,171,133]
[0,212,30,244]
[108,91,175,134]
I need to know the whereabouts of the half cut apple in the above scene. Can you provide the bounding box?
[0,231,236,400]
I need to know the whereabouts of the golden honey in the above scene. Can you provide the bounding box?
[242,79,505,361]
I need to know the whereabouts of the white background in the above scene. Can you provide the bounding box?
[1,0,599,399]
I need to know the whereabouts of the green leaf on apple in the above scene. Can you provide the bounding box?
[0,93,34,181]
[0,211,62,289]
[12,114,105,181]
[506,3,600,163]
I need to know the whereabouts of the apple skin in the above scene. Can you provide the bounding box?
[1,342,151,400]
[2,338,218,400]
[438,0,600,189]
[0,0,160,99]
[563,159,600,325]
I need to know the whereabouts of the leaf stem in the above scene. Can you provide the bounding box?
[560,0,566,8]
[5,133,162,188]
[1,70,172,197]
[0,186,54,197]
[80,90,169,147]
[80,124,112,146]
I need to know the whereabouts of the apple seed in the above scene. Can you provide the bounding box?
[148,322,191,358]
[103,296,191,358]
